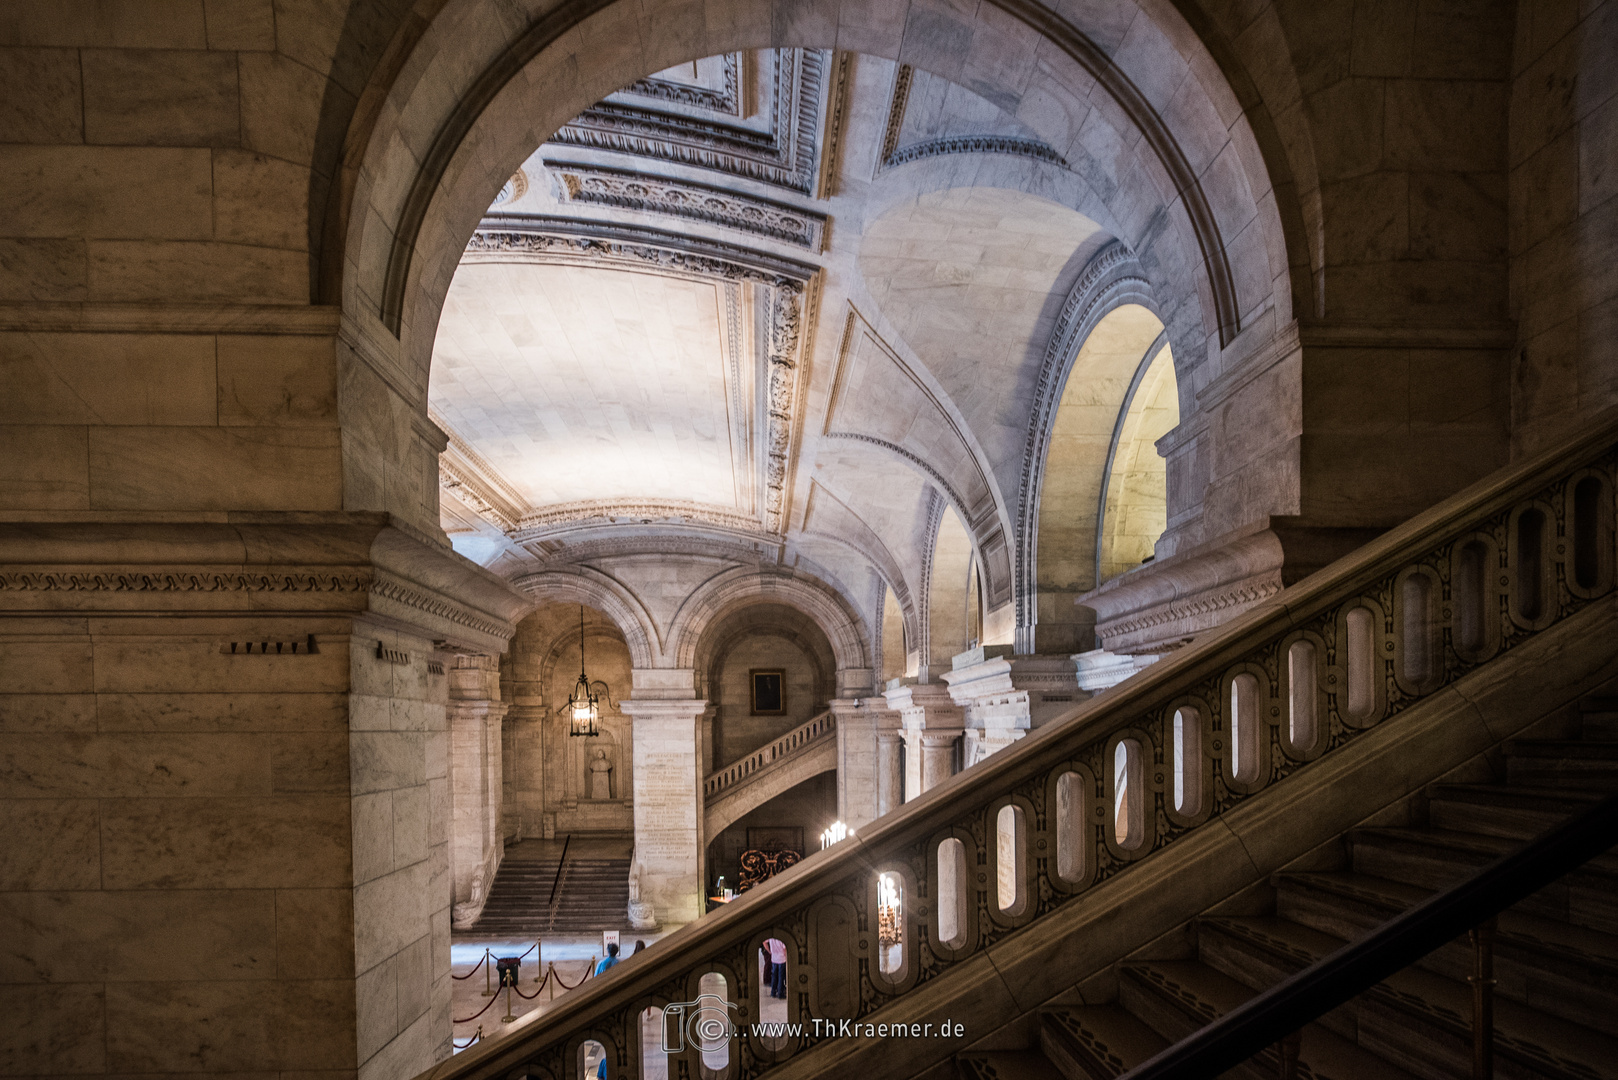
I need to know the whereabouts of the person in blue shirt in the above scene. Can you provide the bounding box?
[593,942,621,977]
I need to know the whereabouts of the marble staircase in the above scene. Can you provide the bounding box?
[968,699,1618,1080]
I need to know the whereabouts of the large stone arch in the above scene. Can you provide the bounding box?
[336,0,1295,401]
[667,566,873,691]
[508,566,659,669]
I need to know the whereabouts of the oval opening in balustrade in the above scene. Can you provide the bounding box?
[640,1007,669,1080]
[936,837,969,948]
[695,972,731,1078]
[1054,771,1087,883]
[1516,508,1546,621]
[580,1039,607,1080]
[1228,674,1261,784]
[1454,540,1489,656]
[1573,476,1608,591]
[1172,708,1201,815]
[1287,641,1317,753]
[996,804,1028,914]
[1400,573,1434,687]
[876,873,904,977]
[757,938,789,1051]
[1344,607,1376,722]
[1113,740,1144,849]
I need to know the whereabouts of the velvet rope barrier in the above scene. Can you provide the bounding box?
[450,950,489,981]
[549,957,596,991]
[453,989,504,1025]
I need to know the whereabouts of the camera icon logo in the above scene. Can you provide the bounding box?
[662,993,738,1054]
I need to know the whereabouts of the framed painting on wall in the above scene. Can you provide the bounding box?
[750,669,785,715]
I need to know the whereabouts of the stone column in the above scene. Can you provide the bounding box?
[883,682,965,801]
[876,730,905,816]
[448,654,509,929]
[830,697,886,831]
[622,672,707,928]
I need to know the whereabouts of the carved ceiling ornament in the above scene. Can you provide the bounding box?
[451,220,815,543]
[550,48,825,194]
[876,63,1067,176]
[549,166,827,251]
[620,53,742,115]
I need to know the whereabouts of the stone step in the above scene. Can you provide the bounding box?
[1579,698,1618,740]
[1115,961,1417,1080]
[1036,1004,1166,1080]
[1188,916,1618,1080]
[1272,872,1618,1037]
[1504,739,1618,789]
[955,1049,1070,1080]
[1346,828,1618,933]
[1425,783,1601,841]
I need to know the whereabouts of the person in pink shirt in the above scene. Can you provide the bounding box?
[765,938,788,999]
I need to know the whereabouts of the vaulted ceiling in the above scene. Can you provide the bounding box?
[431,49,1158,658]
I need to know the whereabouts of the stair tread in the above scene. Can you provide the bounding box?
[1117,961,1419,1080]
[1351,825,1618,878]
[1039,1005,1168,1079]
[1505,739,1618,758]
[956,1049,1069,1080]
[1275,872,1618,972]
[1196,917,1618,1079]
[1425,783,1603,810]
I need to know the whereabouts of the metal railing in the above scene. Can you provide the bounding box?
[702,709,837,799]
[427,407,1618,1080]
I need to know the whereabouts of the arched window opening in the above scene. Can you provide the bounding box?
[877,873,904,977]
[936,838,969,948]
[929,508,974,672]
[580,1039,607,1080]
[1229,674,1260,784]
[641,1008,668,1080]
[995,805,1027,915]
[757,939,789,1050]
[1573,477,1608,590]
[1098,339,1180,584]
[967,558,983,647]
[1517,508,1546,621]
[1054,771,1087,882]
[1455,540,1488,655]
[695,972,731,1078]
[1400,574,1434,687]
[1344,607,1376,721]
[1287,641,1318,753]
[1113,740,1144,849]
[881,585,907,683]
[1035,305,1169,653]
[1172,708,1202,815]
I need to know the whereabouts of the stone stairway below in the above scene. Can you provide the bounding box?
[960,696,1618,1080]
[463,841,631,937]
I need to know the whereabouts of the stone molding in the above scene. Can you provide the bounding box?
[876,63,1066,175]
[817,51,853,198]
[0,568,370,594]
[512,499,768,542]
[550,165,828,251]
[622,53,741,115]
[877,63,913,168]
[1013,242,1156,648]
[550,49,823,193]
[0,301,343,335]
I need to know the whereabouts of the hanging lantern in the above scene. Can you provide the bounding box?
[566,605,600,737]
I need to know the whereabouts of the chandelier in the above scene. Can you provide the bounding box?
[566,605,601,737]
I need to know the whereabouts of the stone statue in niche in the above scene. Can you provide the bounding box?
[587,747,614,800]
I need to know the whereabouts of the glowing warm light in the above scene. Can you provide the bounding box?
[820,821,851,849]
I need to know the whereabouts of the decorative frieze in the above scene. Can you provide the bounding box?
[621,53,741,115]
[550,166,827,251]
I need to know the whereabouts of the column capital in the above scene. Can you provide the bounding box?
[620,696,707,720]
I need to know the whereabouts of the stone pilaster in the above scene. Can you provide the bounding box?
[942,646,1086,766]
[876,729,905,816]
[621,680,707,928]
[448,655,508,929]
[882,681,964,801]
[1072,648,1163,694]
[829,697,890,831]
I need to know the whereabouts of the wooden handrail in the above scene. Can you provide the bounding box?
[703,709,837,798]
[1119,793,1618,1079]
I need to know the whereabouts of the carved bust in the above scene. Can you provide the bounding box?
[587,747,613,800]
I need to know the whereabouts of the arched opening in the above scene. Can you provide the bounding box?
[1111,740,1144,850]
[695,972,732,1078]
[935,837,969,949]
[1054,771,1089,883]
[1228,674,1261,785]
[995,804,1028,915]
[579,1039,607,1080]
[881,584,908,684]
[1034,305,1170,652]
[756,937,789,1049]
[641,1008,669,1080]
[927,506,975,675]
[1172,708,1202,816]
[876,872,905,979]
[1097,340,1179,583]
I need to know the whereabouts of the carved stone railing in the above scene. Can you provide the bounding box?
[703,710,837,799]
[427,409,1618,1080]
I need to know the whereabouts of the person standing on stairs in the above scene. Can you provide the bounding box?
[766,937,787,998]
[594,942,620,977]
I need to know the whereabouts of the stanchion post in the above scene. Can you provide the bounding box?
[534,938,542,983]
[547,961,555,1002]
[481,947,494,997]
[502,975,516,1024]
